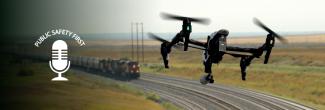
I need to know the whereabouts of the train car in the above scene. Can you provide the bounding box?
[99,58,112,73]
[88,57,100,70]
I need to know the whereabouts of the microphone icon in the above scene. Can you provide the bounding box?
[49,40,70,81]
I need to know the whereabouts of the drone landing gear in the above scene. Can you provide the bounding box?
[161,42,171,68]
[240,56,254,81]
[200,73,214,85]
[200,55,215,85]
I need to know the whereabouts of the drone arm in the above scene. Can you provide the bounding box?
[225,52,250,58]
[226,46,258,53]
[167,33,183,49]
[188,39,207,48]
[174,38,207,50]
[186,44,206,50]
[264,34,275,64]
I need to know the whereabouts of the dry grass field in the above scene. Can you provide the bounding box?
[72,34,325,109]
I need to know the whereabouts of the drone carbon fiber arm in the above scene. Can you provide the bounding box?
[224,46,263,59]
[188,39,207,48]
[226,46,258,53]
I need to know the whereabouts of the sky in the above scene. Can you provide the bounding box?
[2,0,325,36]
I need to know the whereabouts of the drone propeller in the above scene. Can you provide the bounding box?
[253,18,288,44]
[148,33,182,49]
[160,12,211,25]
[148,33,168,43]
[253,18,288,64]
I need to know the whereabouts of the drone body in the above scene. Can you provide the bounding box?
[149,13,288,85]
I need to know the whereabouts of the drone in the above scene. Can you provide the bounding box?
[148,13,288,85]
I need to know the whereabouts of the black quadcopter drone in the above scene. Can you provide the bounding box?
[148,12,288,85]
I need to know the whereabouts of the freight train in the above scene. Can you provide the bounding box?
[12,52,140,80]
[70,56,140,79]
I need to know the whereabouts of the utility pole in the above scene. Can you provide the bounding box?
[136,23,139,62]
[131,23,134,60]
[131,22,144,63]
[141,23,144,63]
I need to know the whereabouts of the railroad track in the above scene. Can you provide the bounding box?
[132,79,240,110]
[130,73,314,110]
